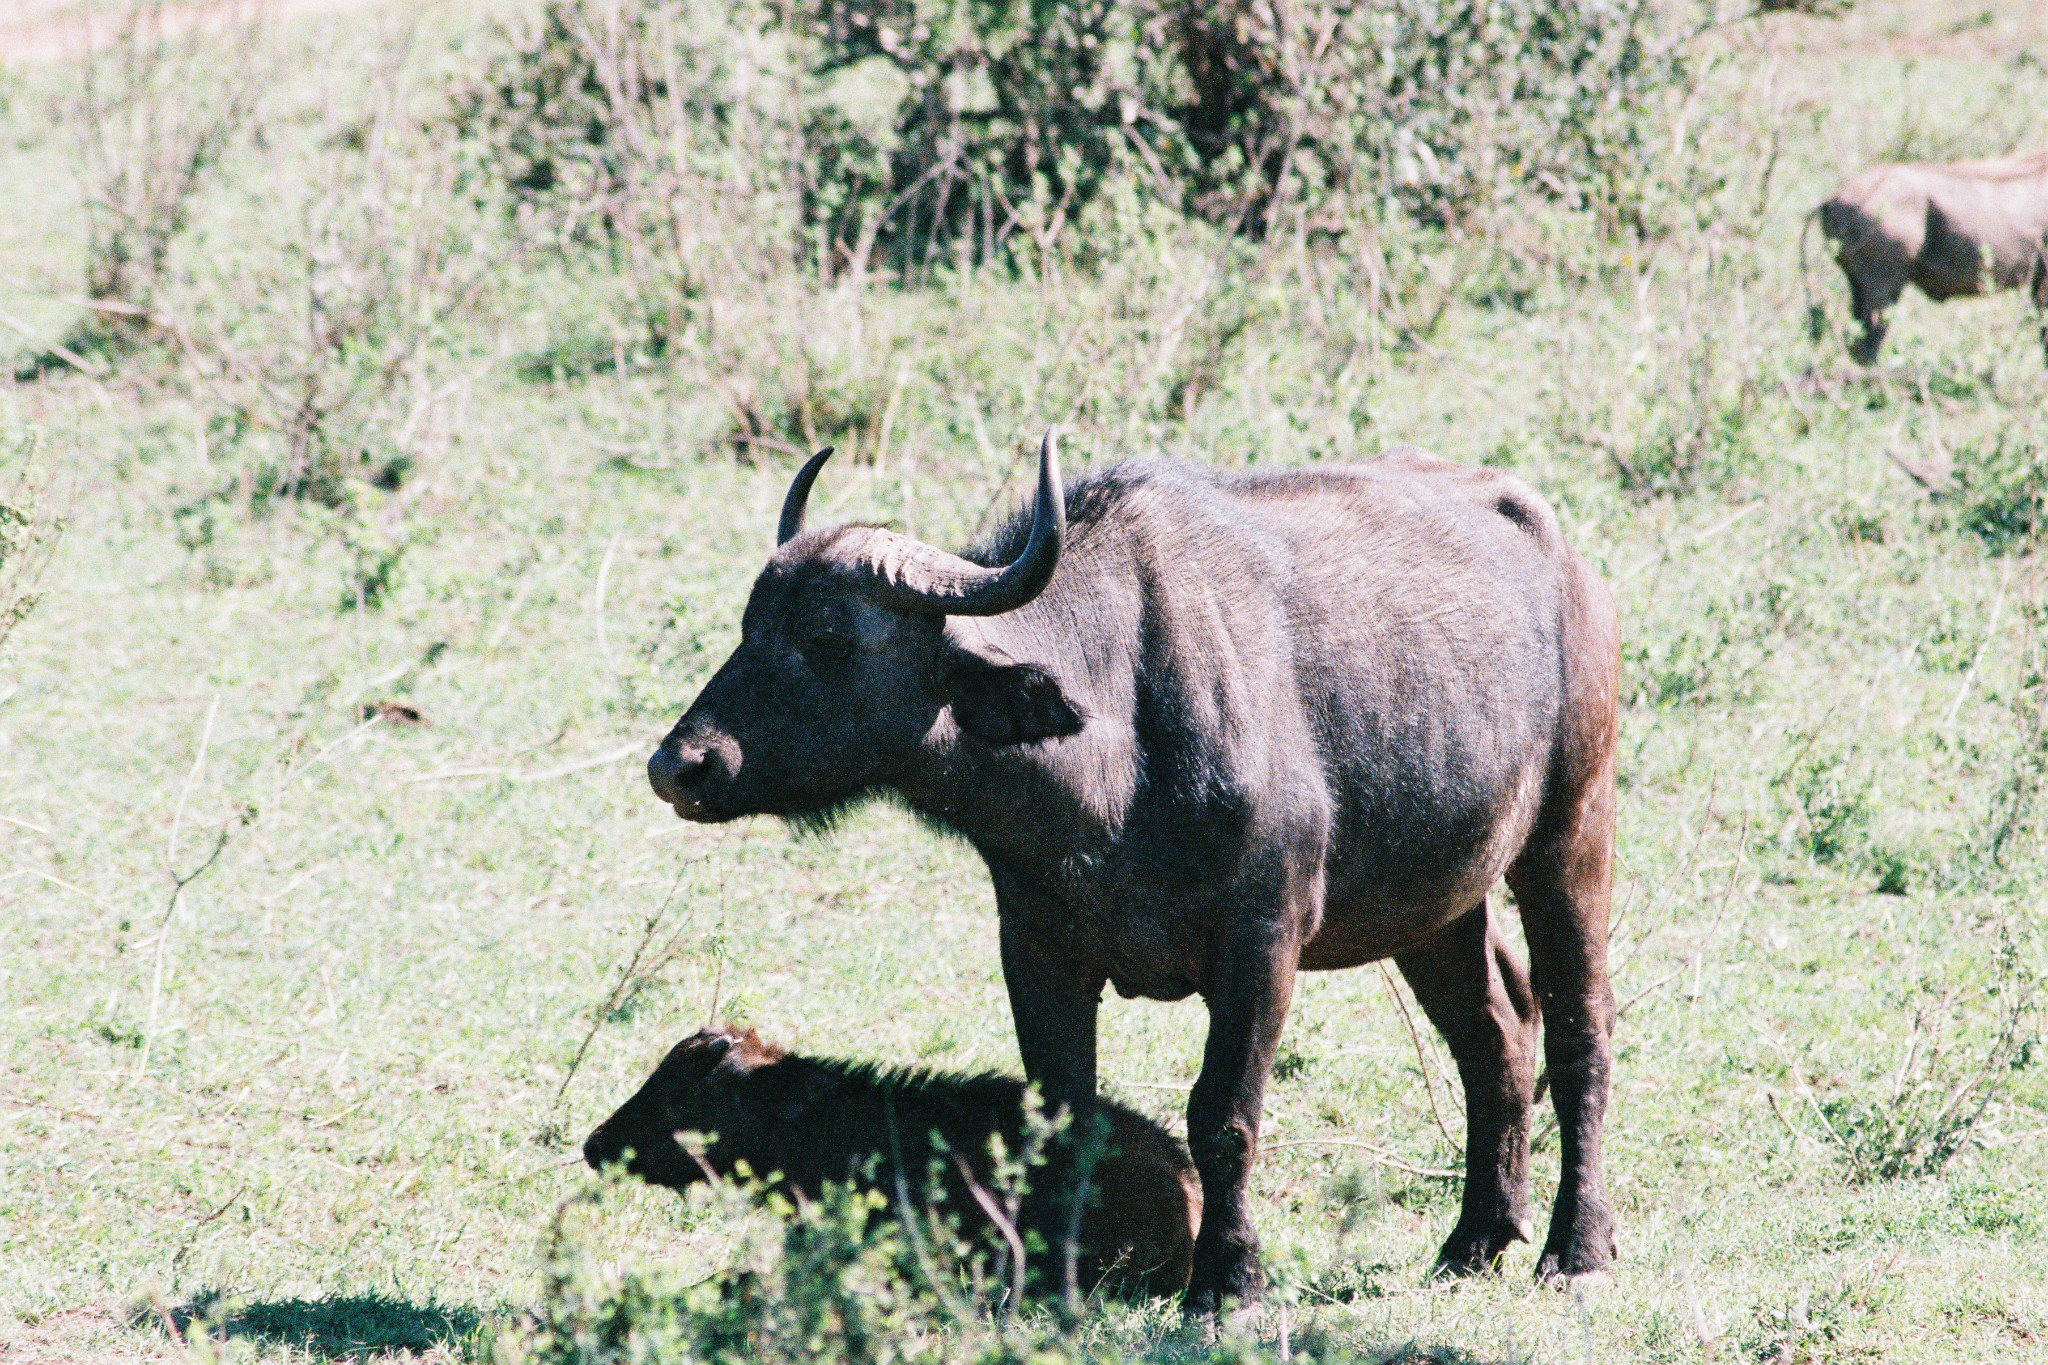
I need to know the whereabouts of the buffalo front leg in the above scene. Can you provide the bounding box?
[1846,268,1903,366]
[1394,901,1540,1275]
[1184,917,1300,1317]
[997,904,1105,1111]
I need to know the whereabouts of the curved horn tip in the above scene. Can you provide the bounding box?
[776,446,837,546]
[1036,428,1063,504]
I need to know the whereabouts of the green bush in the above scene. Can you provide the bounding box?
[453,0,1711,293]
[1947,433,2048,556]
[506,1175,1483,1365]
[173,50,499,509]
[0,427,60,653]
[1812,934,2041,1185]
[515,1182,945,1365]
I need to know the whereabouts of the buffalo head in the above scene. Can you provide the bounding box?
[648,432,1082,822]
[582,1026,784,1186]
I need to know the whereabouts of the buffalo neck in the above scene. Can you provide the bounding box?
[897,576,1142,872]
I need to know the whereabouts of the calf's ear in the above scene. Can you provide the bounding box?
[942,643,1084,747]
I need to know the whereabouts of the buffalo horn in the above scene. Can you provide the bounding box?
[776,446,836,545]
[865,429,1064,617]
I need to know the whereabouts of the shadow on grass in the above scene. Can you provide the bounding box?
[169,1291,482,1360]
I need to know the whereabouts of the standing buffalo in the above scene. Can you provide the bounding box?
[648,436,1620,1312]
[1817,148,2048,364]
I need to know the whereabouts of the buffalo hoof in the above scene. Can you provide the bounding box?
[1182,1284,1263,1323]
[1182,1295,1261,1338]
[1182,1255,1263,1322]
[1432,1215,1534,1277]
[1534,1227,1617,1287]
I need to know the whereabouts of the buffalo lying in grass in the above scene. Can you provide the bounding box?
[648,438,1621,1311]
[1817,149,2048,363]
[584,1024,1201,1299]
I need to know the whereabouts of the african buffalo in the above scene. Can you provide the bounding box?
[1817,148,2048,363]
[648,437,1620,1311]
[585,1024,1201,1299]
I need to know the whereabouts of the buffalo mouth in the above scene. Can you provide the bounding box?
[660,791,727,823]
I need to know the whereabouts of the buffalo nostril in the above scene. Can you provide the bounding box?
[649,743,707,800]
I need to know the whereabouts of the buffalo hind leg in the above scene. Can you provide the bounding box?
[1507,785,1619,1283]
[2031,249,2048,365]
[1394,901,1540,1275]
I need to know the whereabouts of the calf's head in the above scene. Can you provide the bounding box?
[648,433,1082,822]
[582,1025,788,1187]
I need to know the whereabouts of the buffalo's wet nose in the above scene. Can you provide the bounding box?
[583,1128,616,1171]
[648,732,737,813]
[648,740,710,803]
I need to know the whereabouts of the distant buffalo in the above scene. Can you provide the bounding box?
[584,1025,1201,1299]
[648,438,1621,1310]
[1817,149,2048,363]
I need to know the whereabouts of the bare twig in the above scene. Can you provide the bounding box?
[1378,962,1460,1150]
[169,1182,249,1288]
[1941,562,2011,730]
[555,861,703,1103]
[402,738,649,786]
[883,1100,974,1321]
[0,1092,103,1123]
[952,1151,1027,1323]
[1,867,115,911]
[138,697,228,1081]
[0,308,106,376]
[1262,1136,1460,1180]
[593,532,622,680]
[1687,815,1749,1009]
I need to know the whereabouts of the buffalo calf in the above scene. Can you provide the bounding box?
[585,1025,1200,1299]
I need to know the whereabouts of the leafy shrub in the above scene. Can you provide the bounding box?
[517,1182,943,1365]
[1783,750,1872,867]
[1810,933,2040,1184]
[1946,433,2047,556]
[1199,0,1711,239]
[0,427,61,653]
[1623,590,1769,710]
[56,1,265,367]
[453,0,1714,294]
[175,47,497,507]
[507,1171,1477,1365]
[450,0,808,346]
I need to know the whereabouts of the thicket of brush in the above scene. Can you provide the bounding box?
[28,0,1808,494]
[26,0,2048,544]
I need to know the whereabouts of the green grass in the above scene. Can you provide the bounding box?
[3,0,2047,1361]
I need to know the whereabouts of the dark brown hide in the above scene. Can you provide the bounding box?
[648,445,1620,1310]
[1818,149,2048,363]
[583,1025,1201,1299]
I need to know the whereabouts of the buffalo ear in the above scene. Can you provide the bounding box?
[944,652,1084,747]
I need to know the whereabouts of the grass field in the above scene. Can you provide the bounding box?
[3,0,2046,1361]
